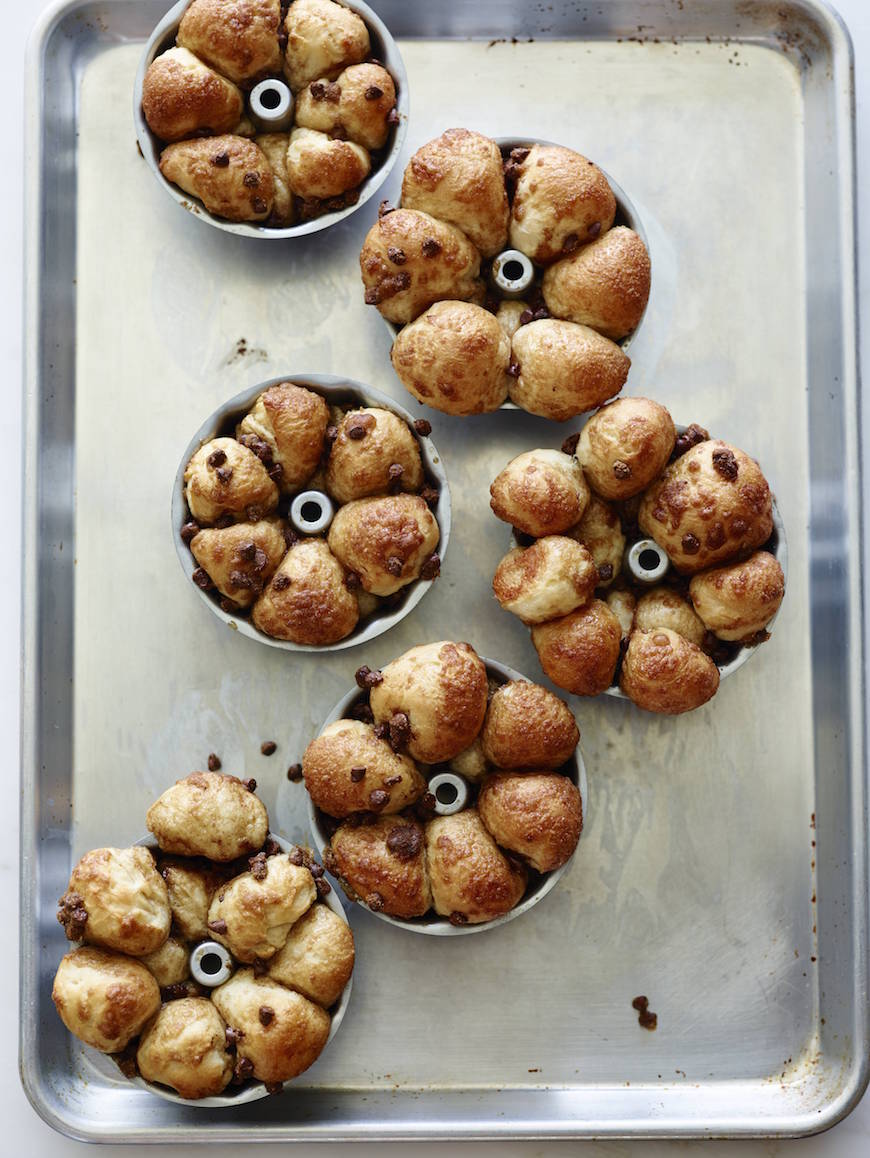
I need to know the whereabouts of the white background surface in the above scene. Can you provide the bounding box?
[4,0,868,1153]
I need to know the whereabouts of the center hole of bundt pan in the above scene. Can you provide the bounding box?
[435,782,458,805]
[259,86,282,109]
[301,500,323,522]
[503,260,525,282]
[200,952,223,975]
[639,548,662,571]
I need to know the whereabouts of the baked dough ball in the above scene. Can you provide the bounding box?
[267,903,354,1007]
[325,408,423,503]
[566,494,625,586]
[449,737,489,782]
[142,48,243,142]
[285,127,370,200]
[190,518,287,609]
[359,208,483,325]
[237,382,329,493]
[211,969,330,1083]
[369,641,488,764]
[490,449,589,538]
[638,440,774,574]
[295,63,396,151]
[137,997,232,1099]
[252,538,359,644]
[577,397,676,501]
[208,854,316,962]
[492,536,598,625]
[509,319,630,421]
[159,858,224,941]
[178,0,283,84]
[327,494,439,596]
[160,135,274,222]
[328,816,431,918]
[302,719,426,817]
[146,772,268,862]
[184,437,279,525]
[283,0,370,92]
[60,847,170,957]
[52,947,160,1053]
[425,810,527,924]
[255,133,294,226]
[140,936,190,988]
[606,587,636,638]
[496,299,529,340]
[620,628,720,713]
[390,300,510,415]
[689,550,785,641]
[480,681,579,770]
[477,773,582,873]
[542,226,651,340]
[634,587,706,647]
[531,600,622,696]
[509,144,616,265]
[401,128,509,258]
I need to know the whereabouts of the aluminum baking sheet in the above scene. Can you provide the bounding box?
[21,0,867,1141]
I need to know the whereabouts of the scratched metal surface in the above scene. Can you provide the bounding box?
[21,0,867,1141]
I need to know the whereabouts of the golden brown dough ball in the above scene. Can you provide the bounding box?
[184,437,279,526]
[492,536,598,625]
[425,810,527,924]
[146,772,268,862]
[190,518,287,609]
[531,600,622,696]
[449,737,489,782]
[490,449,590,538]
[577,397,676,501]
[255,133,294,225]
[325,408,423,503]
[542,226,651,340]
[509,144,616,265]
[137,997,232,1099]
[369,641,488,764]
[689,550,785,641]
[509,319,630,422]
[496,300,529,339]
[252,538,359,645]
[142,48,243,142]
[477,773,582,873]
[401,128,509,258]
[359,208,483,325]
[302,718,426,817]
[160,135,274,222]
[390,300,510,415]
[620,628,720,713]
[158,858,224,941]
[295,64,396,151]
[283,0,370,92]
[208,854,316,962]
[59,847,170,957]
[327,494,439,596]
[237,382,329,493]
[638,440,774,574]
[285,127,370,200]
[606,587,636,638]
[211,969,330,1083]
[634,587,706,647]
[52,947,160,1053]
[328,816,431,918]
[178,0,282,83]
[480,681,579,770]
[267,903,355,1007]
[140,936,190,988]
[566,494,625,586]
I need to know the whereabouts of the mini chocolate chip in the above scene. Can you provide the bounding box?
[386,245,406,265]
[681,532,700,554]
[385,555,403,576]
[420,791,436,812]
[225,1026,242,1050]
[238,540,256,561]
[369,788,390,809]
[283,526,299,548]
[309,863,324,879]
[507,361,521,378]
[373,722,390,741]
[207,448,227,468]
[561,432,580,456]
[286,763,303,782]
[612,460,632,479]
[384,774,402,786]
[181,520,200,544]
[532,306,549,321]
[219,597,238,613]
[386,824,422,861]
[288,847,305,866]
[388,711,411,752]
[252,957,269,977]
[208,919,228,934]
[245,505,263,522]
[706,523,726,549]
[212,151,230,167]
[449,911,468,926]
[421,484,439,508]
[265,1082,283,1095]
[346,414,375,439]
[366,891,385,911]
[215,512,235,528]
[562,233,581,253]
[421,238,442,257]
[192,568,211,590]
[273,573,291,591]
[244,172,260,188]
[420,553,440,580]
[249,852,268,880]
[208,753,221,771]
[387,463,404,492]
[519,308,534,325]
[672,423,710,459]
[598,563,614,581]
[310,81,327,100]
[315,877,331,896]
[233,1056,255,1084]
[355,665,383,689]
[242,777,257,792]
[261,741,277,756]
[325,82,341,103]
[350,766,366,782]
[387,108,400,125]
[365,84,383,100]
[264,836,282,856]
[587,220,602,238]
[510,146,530,163]
[325,424,339,444]
[216,466,233,484]
[712,447,739,480]
[413,418,432,436]
[345,570,362,590]
[258,1005,275,1026]
[268,462,283,482]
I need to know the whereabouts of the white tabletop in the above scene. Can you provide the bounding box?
[4,0,868,1152]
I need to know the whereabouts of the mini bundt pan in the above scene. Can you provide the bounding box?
[307,657,588,936]
[172,374,451,651]
[134,0,408,238]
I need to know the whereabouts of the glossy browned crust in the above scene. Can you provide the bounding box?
[489,449,589,538]
[295,63,396,151]
[251,539,359,644]
[160,135,275,222]
[52,946,161,1053]
[267,903,355,1007]
[689,550,785,641]
[302,719,426,818]
[477,772,582,872]
[509,319,630,422]
[207,855,316,962]
[577,397,676,501]
[531,600,622,696]
[283,0,370,92]
[190,518,287,608]
[620,628,720,714]
[330,816,431,918]
[177,0,282,84]
[238,382,329,492]
[255,133,295,225]
[158,858,226,941]
[142,48,243,142]
[66,847,171,957]
[638,440,774,574]
[492,536,598,625]
[184,437,280,525]
[391,300,510,415]
[327,494,439,596]
[401,128,510,258]
[425,810,528,923]
[633,587,706,647]
[285,127,370,200]
[480,681,579,770]
[137,998,233,1099]
[566,494,625,586]
[146,772,269,862]
[542,226,651,340]
[325,408,423,503]
[359,208,483,325]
